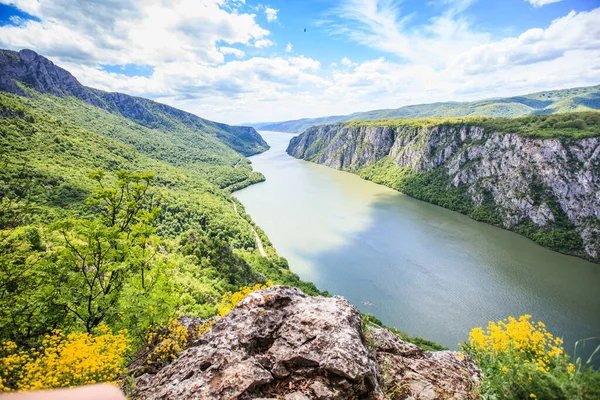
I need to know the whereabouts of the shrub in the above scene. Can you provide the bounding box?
[145,319,188,368]
[462,315,599,399]
[217,282,272,317]
[0,325,129,392]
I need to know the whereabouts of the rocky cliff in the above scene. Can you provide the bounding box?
[0,48,268,156]
[287,120,600,261]
[132,286,480,399]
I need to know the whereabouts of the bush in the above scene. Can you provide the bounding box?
[217,282,272,317]
[0,326,129,391]
[462,315,600,399]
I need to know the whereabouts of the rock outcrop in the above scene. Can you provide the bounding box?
[287,124,600,261]
[133,286,479,399]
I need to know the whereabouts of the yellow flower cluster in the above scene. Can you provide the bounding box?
[194,320,216,337]
[0,326,129,392]
[143,282,272,368]
[467,315,572,373]
[146,319,188,367]
[217,282,272,317]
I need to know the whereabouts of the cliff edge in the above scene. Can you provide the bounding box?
[287,119,600,262]
[132,286,479,400]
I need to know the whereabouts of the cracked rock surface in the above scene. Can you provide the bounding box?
[133,286,479,400]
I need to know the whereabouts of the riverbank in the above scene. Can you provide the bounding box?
[234,131,600,357]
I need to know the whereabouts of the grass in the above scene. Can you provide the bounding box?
[343,111,600,139]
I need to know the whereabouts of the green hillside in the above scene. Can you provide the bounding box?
[0,48,269,157]
[0,88,320,355]
[253,85,600,133]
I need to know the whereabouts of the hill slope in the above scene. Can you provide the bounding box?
[0,49,320,356]
[0,48,268,156]
[255,85,600,133]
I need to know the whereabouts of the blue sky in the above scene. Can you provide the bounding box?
[0,0,599,124]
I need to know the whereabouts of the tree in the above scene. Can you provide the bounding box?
[52,170,160,332]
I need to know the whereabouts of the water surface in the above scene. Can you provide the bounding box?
[234,131,600,354]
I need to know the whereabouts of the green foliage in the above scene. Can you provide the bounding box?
[462,315,600,399]
[344,111,600,139]
[362,314,447,352]
[0,89,320,355]
[0,226,65,346]
[254,85,600,133]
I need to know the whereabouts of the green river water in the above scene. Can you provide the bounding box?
[234,131,600,356]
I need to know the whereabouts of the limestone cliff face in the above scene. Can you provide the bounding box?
[287,124,600,261]
[132,286,479,399]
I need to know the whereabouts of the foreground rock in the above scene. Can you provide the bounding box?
[133,286,479,399]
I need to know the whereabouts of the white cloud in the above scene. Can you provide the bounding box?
[450,9,600,74]
[220,46,245,58]
[254,38,274,48]
[265,6,278,22]
[526,0,562,7]
[341,57,352,67]
[324,0,489,68]
[0,0,270,66]
[0,0,597,125]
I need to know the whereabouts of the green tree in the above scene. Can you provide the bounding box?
[52,170,160,332]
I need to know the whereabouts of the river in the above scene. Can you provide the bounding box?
[234,131,600,357]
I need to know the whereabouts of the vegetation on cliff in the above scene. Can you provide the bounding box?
[253,85,600,133]
[344,111,600,139]
[288,112,600,261]
[463,315,600,399]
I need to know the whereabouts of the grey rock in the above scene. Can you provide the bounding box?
[133,286,479,400]
[284,392,310,400]
[309,381,337,399]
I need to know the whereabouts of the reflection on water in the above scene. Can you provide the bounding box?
[234,131,600,354]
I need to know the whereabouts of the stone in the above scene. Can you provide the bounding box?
[284,392,311,400]
[309,381,338,399]
[132,286,480,400]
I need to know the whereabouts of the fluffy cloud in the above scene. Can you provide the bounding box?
[0,0,597,125]
[0,0,270,66]
[450,9,600,75]
[526,0,562,7]
[220,47,246,58]
[254,39,275,48]
[265,7,278,22]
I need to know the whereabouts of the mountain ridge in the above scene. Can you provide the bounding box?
[0,48,268,156]
[253,85,600,133]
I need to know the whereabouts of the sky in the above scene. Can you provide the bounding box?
[0,0,599,125]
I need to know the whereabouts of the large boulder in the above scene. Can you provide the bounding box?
[133,286,479,399]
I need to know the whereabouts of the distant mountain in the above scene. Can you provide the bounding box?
[253,85,600,133]
[0,48,268,156]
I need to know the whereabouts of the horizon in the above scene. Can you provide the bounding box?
[0,0,599,125]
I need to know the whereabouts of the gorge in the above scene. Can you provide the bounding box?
[235,131,600,360]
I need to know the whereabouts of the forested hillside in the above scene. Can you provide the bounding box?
[0,49,268,157]
[0,53,320,391]
[254,85,600,133]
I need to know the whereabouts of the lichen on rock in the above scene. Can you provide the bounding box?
[132,286,479,399]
